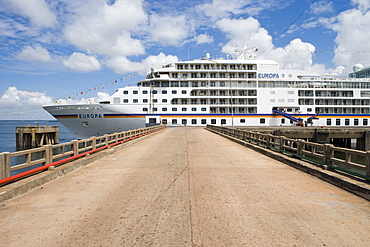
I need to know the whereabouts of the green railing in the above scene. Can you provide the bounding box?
[206,125,370,181]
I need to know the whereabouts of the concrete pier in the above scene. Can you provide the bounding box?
[0,127,369,246]
[16,125,59,147]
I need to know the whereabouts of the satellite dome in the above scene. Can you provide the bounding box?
[353,64,364,72]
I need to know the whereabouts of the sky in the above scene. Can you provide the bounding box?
[0,0,370,119]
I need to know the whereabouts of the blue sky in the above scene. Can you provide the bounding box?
[0,0,370,119]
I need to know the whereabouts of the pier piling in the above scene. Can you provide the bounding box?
[16,125,59,147]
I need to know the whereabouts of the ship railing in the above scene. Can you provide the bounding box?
[206,125,370,181]
[0,125,166,181]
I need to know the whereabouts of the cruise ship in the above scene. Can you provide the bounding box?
[43,51,370,139]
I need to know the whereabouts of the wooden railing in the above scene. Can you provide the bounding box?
[206,125,370,181]
[0,125,165,179]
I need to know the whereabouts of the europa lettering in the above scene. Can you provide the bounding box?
[78,114,103,119]
[258,73,279,79]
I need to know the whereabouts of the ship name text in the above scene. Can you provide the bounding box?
[78,113,103,119]
[258,73,279,79]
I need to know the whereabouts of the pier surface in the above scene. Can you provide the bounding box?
[1,127,369,246]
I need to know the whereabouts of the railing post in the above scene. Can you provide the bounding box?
[279,137,284,151]
[297,140,303,157]
[104,134,109,145]
[44,144,53,165]
[91,137,96,150]
[324,144,334,165]
[0,152,11,179]
[72,140,79,156]
[366,151,370,178]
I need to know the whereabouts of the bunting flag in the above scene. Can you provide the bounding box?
[54,72,137,103]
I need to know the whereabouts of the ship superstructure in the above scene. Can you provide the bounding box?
[44,54,370,139]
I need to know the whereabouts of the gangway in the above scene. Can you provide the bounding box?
[272,109,303,122]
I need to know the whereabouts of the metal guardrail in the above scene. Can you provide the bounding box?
[0,125,165,180]
[206,125,370,181]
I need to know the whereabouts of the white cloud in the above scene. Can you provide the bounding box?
[63,52,101,72]
[106,56,144,74]
[106,52,179,75]
[3,0,57,28]
[64,0,146,57]
[15,44,52,62]
[147,13,192,46]
[267,38,316,70]
[193,34,214,45]
[331,6,370,74]
[141,53,179,73]
[0,86,52,107]
[352,0,370,12]
[216,17,272,55]
[310,0,334,15]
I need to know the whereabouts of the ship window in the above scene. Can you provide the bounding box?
[201,119,206,124]
[182,108,187,111]
[162,119,167,124]
[270,91,275,94]
[192,107,196,111]
[307,108,312,112]
[162,108,167,111]
[192,119,197,124]
[210,81,215,87]
[182,90,187,94]
[133,99,138,103]
[336,119,341,125]
[123,99,128,103]
[153,99,158,103]
[260,118,265,124]
[345,119,350,125]
[201,107,206,111]
[172,108,177,111]
[162,90,167,94]
[152,90,157,94]
[133,90,138,94]
[172,90,177,94]
[153,108,157,111]
[143,90,148,94]
[182,119,187,124]
[143,99,148,103]
[162,99,167,103]
[354,119,359,125]
[171,81,179,87]
[281,119,285,124]
[143,108,148,111]
[211,119,216,124]
[201,81,206,86]
[240,119,245,123]
[220,81,225,87]
[221,119,226,124]
[364,119,368,125]
[327,119,332,125]
[180,81,189,87]
[123,90,128,94]
[172,119,177,124]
